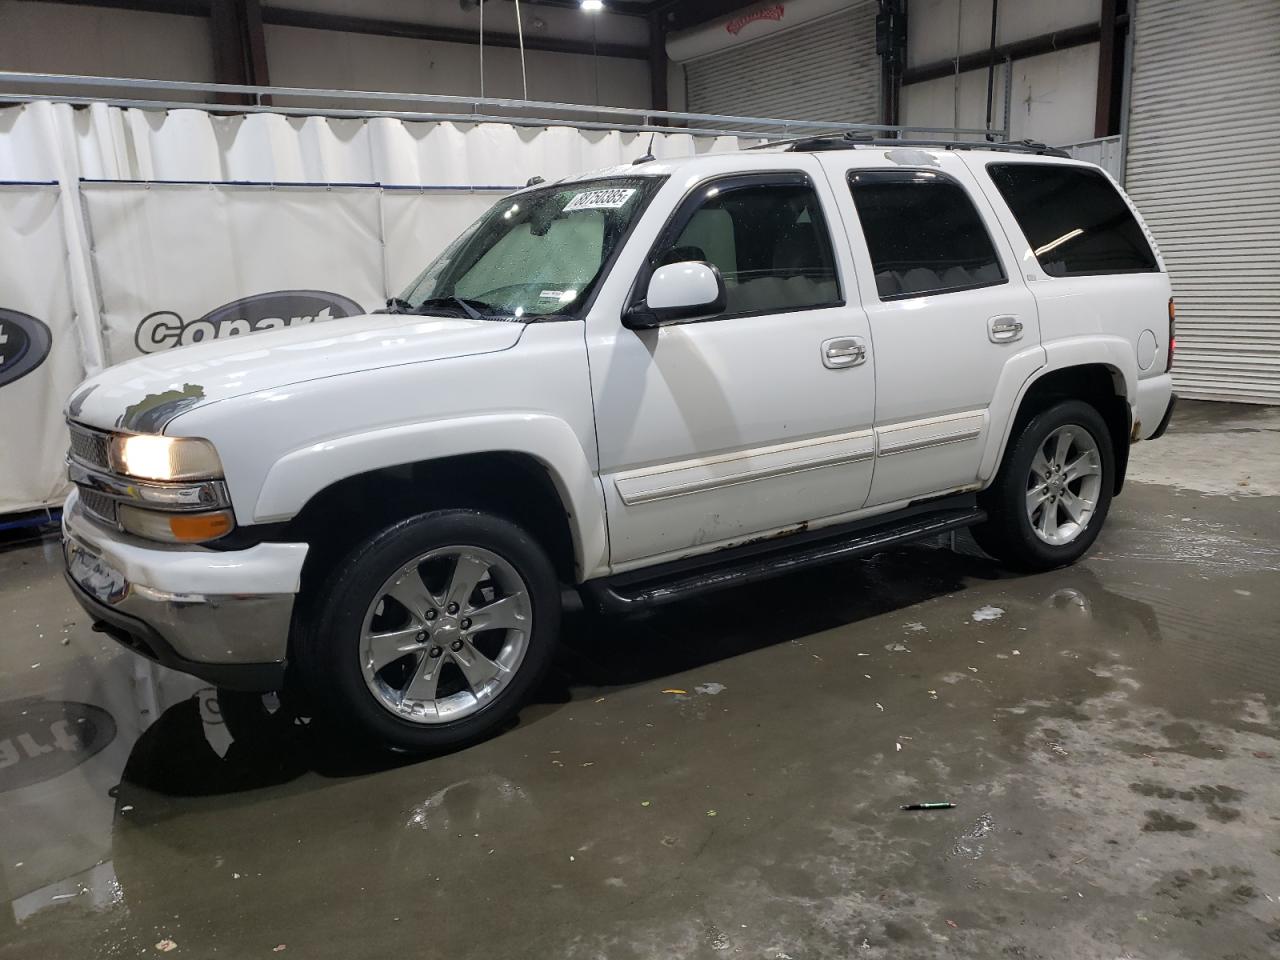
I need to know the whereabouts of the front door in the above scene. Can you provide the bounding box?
[587,166,877,569]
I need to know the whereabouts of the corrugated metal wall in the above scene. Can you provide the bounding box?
[1125,0,1280,404]
[1063,136,1124,181]
[686,3,880,128]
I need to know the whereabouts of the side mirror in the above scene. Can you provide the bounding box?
[623,261,727,329]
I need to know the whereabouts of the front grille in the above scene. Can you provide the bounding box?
[78,488,119,526]
[68,423,111,470]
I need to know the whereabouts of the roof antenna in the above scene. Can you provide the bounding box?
[633,131,657,165]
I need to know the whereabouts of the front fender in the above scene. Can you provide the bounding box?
[253,413,608,580]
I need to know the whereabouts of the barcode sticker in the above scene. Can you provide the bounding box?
[563,188,636,212]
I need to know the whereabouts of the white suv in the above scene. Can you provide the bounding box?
[61,137,1176,751]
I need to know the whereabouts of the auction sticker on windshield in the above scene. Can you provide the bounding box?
[563,188,636,212]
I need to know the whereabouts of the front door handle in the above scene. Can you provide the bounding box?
[988,316,1024,343]
[822,336,867,369]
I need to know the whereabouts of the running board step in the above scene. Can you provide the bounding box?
[587,504,986,613]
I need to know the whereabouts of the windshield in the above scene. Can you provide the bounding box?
[398,176,663,321]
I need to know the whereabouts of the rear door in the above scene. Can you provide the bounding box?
[820,152,1044,507]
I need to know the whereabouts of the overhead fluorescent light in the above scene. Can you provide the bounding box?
[581,0,605,11]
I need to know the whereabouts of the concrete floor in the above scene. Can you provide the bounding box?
[2,400,1279,960]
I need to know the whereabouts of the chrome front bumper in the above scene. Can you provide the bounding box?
[61,491,308,692]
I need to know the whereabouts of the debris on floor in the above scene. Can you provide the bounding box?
[900,802,956,811]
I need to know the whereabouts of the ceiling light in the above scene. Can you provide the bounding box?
[581,0,604,11]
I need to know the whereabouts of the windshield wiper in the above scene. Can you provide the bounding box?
[414,296,491,321]
[375,297,415,314]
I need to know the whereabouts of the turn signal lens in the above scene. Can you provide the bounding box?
[1167,297,1176,371]
[168,512,235,542]
[118,504,234,543]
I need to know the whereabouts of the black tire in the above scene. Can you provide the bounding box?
[294,509,561,753]
[972,399,1115,572]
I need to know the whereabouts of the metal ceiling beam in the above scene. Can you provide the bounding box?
[501,0,656,17]
[1094,0,1129,137]
[242,0,271,90]
[23,0,660,19]
[20,1,652,57]
[22,0,210,14]
[259,6,649,60]
[647,9,668,115]
[208,0,248,103]
[207,0,270,105]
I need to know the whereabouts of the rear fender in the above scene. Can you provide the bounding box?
[980,336,1136,482]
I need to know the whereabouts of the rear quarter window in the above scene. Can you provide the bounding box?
[987,163,1158,277]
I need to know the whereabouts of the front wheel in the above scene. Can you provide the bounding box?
[972,400,1115,571]
[295,509,560,753]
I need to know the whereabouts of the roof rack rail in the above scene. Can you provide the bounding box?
[747,133,1069,158]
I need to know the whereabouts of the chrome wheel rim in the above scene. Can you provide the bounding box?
[1026,425,1103,546]
[359,546,532,724]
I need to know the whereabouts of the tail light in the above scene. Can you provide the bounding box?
[1167,297,1176,371]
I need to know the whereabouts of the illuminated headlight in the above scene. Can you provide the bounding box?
[109,434,223,481]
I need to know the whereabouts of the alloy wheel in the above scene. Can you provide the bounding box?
[359,546,532,724]
[1025,425,1103,547]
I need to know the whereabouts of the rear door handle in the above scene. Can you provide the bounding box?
[988,316,1024,343]
[822,336,867,369]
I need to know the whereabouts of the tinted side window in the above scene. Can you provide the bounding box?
[847,170,1006,300]
[987,163,1158,276]
[660,182,841,316]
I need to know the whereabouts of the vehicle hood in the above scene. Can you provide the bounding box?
[66,313,525,433]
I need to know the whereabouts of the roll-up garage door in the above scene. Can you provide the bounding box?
[1124,0,1280,404]
[686,2,880,128]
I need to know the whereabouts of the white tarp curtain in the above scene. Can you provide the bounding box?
[0,101,748,186]
[382,190,500,295]
[83,184,389,364]
[0,185,81,514]
[0,99,755,515]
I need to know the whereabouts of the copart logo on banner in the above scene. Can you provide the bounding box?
[0,308,53,389]
[135,290,364,354]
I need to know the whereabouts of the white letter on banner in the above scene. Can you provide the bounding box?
[135,311,184,353]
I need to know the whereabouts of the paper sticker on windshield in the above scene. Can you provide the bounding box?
[563,188,636,212]
[539,289,579,304]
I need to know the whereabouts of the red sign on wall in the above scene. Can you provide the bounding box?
[726,4,785,36]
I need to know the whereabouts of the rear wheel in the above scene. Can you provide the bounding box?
[296,509,560,753]
[972,400,1115,571]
